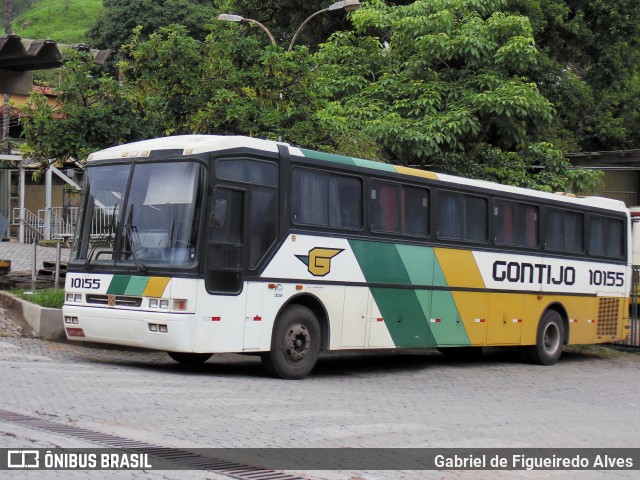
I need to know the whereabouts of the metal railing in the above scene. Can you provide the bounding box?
[617,266,640,348]
[12,206,116,243]
[12,207,43,243]
[38,207,76,240]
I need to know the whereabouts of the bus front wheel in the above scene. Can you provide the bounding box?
[167,352,213,365]
[526,310,564,365]
[262,305,321,380]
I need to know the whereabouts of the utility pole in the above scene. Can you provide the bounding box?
[2,0,14,154]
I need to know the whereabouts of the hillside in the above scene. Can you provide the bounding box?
[2,0,102,44]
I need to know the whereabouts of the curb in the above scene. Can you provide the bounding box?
[0,291,64,340]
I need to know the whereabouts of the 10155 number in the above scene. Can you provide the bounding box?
[69,277,101,290]
[588,270,624,287]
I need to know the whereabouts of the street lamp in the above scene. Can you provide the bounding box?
[288,0,361,51]
[217,0,361,51]
[216,13,277,47]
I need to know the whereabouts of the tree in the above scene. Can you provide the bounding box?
[19,52,148,164]
[120,24,326,147]
[507,0,640,152]
[88,0,219,50]
[2,0,13,154]
[313,0,600,191]
[20,0,601,192]
[222,0,412,50]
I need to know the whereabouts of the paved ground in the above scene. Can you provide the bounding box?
[0,240,70,274]
[1,241,639,479]
[0,316,639,479]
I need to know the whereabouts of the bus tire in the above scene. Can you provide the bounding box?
[526,310,564,365]
[167,352,213,364]
[262,305,321,380]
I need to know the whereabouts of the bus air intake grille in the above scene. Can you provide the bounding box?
[86,294,142,307]
[597,298,619,336]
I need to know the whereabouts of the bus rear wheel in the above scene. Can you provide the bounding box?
[526,310,564,365]
[262,305,321,380]
[167,352,213,365]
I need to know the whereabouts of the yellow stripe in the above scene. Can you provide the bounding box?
[143,277,171,298]
[434,248,484,288]
[434,249,487,345]
[394,166,439,180]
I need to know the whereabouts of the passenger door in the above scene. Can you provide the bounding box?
[205,187,245,294]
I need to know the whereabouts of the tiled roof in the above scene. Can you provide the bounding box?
[0,34,111,71]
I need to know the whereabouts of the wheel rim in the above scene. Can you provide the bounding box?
[543,322,561,356]
[284,323,311,363]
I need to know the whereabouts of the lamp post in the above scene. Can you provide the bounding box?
[216,14,277,47]
[217,0,361,51]
[288,0,361,51]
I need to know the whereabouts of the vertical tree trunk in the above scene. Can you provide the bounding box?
[2,0,14,154]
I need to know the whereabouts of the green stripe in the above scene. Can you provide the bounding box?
[430,255,471,345]
[299,149,356,166]
[353,158,396,172]
[350,239,470,347]
[396,244,434,285]
[349,240,410,284]
[107,275,131,295]
[299,149,396,172]
[371,287,435,347]
[124,276,150,295]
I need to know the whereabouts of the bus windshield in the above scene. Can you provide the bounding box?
[72,161,204,269]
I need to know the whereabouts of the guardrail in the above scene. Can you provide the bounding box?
[12,207,43,244]
[618,267,640,348]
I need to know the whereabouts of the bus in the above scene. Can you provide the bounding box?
[63,135,631,379]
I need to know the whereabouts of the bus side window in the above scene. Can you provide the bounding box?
[401,186,428,236]
[545,208,584,253]
[588,216,624,258]
[464,195,487,242]
[249,188,278,269]
[436,191,463,239]
[371,181,400,233]
[291,169,362,230]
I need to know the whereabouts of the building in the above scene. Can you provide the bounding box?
[1,35,110,242]
[567,150,640,207]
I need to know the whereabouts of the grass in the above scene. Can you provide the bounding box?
[9,288,65,309]
[565,344,639,360]
[2,0,103,44]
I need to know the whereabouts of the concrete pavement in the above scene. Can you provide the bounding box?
[0,240,71,274]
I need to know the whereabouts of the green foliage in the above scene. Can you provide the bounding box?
[88,0,218,50]
[10,288,65,309]
[507,0,640,152]
[311,0,592,190]
[19,52,147,164]
[6,0,102,43]
[223,0,396,51]
[18,0,601,193]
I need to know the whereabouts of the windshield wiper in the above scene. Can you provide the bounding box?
[84,203,117,269]
[124,204,146,274]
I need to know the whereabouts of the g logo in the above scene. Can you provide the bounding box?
[296,247,343,277]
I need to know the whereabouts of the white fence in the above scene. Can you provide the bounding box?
[12,206,113,243]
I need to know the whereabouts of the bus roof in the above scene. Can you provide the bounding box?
[86,134,627,213]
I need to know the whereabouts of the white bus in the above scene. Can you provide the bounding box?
[63,135,631,378]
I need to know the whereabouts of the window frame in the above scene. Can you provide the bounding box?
[435,189,489,244]
[290,167,363,231]
[492,198,540,249]
[543,207,585,254]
